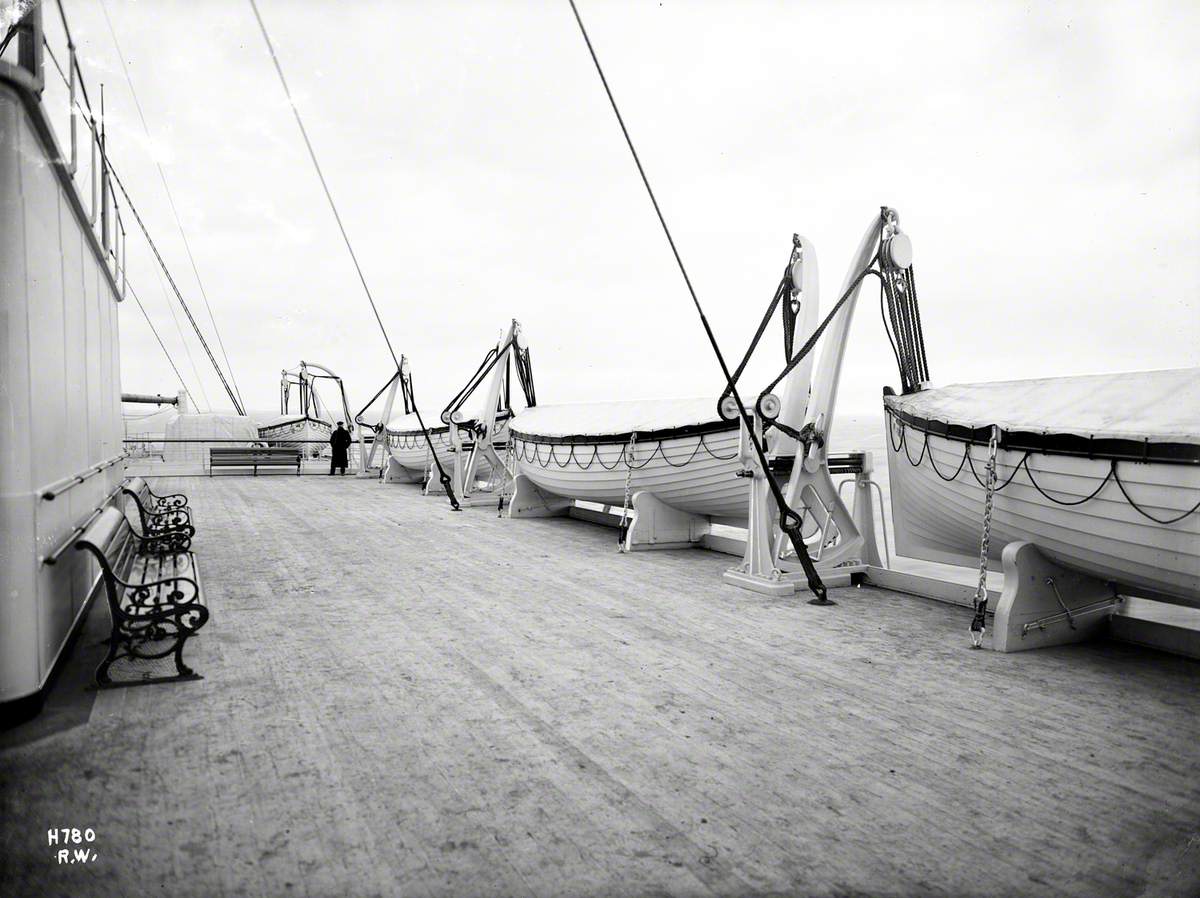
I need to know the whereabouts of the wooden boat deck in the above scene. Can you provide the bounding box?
[2,475,1198,897]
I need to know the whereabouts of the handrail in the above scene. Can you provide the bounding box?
[39,452,127,500]
[122,438,371,444]
[41,480,125,566]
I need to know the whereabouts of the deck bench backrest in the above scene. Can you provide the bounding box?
[122,477,153,530]
[209,446,302,474]
[210,448,300,459]
[76,506,137,606]
[120,477,193,539]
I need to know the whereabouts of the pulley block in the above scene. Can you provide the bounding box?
[756,392,781,421]
[882,232,913,271]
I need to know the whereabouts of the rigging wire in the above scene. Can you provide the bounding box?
[153,262,213,411]
[97,0,247,410]
[125,278,201,408]
[246,0,399,370]
[104,162,245,415]
[35,0,240,412]
[247,0,460,507]
[565,0,831,601]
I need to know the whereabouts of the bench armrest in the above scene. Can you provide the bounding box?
[146,486,189,509]
[123,601,210,637]
[146,507,193,532]
[137,529,194,555]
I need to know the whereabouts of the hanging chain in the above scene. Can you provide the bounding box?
[618,432,638,551]
[969,426,1001,647]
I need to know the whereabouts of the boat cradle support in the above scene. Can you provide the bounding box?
[508,473,573,517]
[384,455,425,484]
[991,541,1122,652]
[624,492,714,551]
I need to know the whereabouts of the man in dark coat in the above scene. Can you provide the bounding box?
[329,421,352,475]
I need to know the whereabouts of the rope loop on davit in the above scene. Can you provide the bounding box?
[886,407,1200,525]
[441,330,537,428]
[509,431,739,473]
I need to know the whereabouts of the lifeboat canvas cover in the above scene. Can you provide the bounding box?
[387,411,450,435]
[510,398,735,443]
[886,369,1200,448]
[386,396,514,435]
[259,412,333,429]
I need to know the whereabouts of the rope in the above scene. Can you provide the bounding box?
[400,372,460,509]
[719,254,795,409]
[247,0,399,370]
[511,432,738,472]
[1021,456,1114,507]
[248,2,457,504]
[153,263,212,412]
[98,0,246,410]
[761,262,883,398]
[105,164,243,415]
[879,290,905,390]
[443,347,500,423]
[1112,463,1200,525]
[567,0,831,601]
[125,279,200,406]
[44,31,240,416]
[888,410,1200,525]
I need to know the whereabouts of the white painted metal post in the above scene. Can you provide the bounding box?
[359,369,401,478]
[449,320,520,505]
[725,237,819,593]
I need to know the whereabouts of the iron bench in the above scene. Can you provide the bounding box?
[122,476,194,540]
[209,446,301,476]
[75,506,209,688]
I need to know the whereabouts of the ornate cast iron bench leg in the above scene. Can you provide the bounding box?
[93,604,210,690]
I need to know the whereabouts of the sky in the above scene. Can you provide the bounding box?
[30,0,1200,419]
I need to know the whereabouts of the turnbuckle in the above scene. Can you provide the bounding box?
[969,598,987,648]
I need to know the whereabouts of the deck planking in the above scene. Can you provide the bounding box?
[1,474,1198,897]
